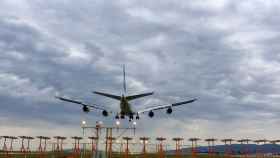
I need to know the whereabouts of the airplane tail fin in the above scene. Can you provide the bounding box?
[123,64,127,94]
[126,92,154,101]
[93,91,121,100]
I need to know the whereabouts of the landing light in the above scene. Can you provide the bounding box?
[116,120,120,126]
[133,121,137,126]
[82,120,86,125]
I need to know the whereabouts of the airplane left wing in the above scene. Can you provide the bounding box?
[137,99,197,114]
[55,96,107,111]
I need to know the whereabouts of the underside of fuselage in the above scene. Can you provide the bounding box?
[113,96,140,120]
[120,98,133,116]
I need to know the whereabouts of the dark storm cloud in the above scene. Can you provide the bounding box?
[1,0,280,138]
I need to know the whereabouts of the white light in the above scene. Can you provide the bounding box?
[99,121,103,125]
[82,120,86,125]
[116,120,120,126]
[133,121,137,125]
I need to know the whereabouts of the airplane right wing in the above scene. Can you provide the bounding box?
[137,99,197,114]
[55,96,107,111]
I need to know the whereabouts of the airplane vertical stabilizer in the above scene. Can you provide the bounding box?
[123,65,127,94]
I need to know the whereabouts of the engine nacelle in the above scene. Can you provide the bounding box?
[102,110,108,117]
[83,105,90,113]
[148,111,154,118]
[166,107,172,114]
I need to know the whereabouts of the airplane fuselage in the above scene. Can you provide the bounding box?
[120,95,133,116]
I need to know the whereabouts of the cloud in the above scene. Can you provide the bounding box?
[0,72,56,102]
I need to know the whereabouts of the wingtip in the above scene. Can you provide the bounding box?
[192,98,198,102]
[92,91,98,94]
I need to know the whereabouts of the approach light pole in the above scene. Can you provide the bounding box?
[173,137,184,158]
[140,137,150,158]
[189,138,200,158]
[221,139,235,158]
[156,137,167,158]
[205,138,217,158]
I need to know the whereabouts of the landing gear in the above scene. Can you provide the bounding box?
[128,114,134,122]
[116,112,139,121]
[120,112,125,119]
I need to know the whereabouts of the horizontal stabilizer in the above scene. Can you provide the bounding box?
[93,91,121,100]
[126,92,154,101]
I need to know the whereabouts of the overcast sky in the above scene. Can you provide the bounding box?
[1,0,280,146]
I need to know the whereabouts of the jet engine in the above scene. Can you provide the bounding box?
[148,111,154,118]
[83,105,90,113]
[166,107,172,114]
[129,115,134,120]
[102,110,108,117]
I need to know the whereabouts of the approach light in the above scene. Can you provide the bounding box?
[133,121,137,126]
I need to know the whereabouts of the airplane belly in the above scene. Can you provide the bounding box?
[120,102,132,115]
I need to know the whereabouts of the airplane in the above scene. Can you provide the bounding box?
[56,65,197,121]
